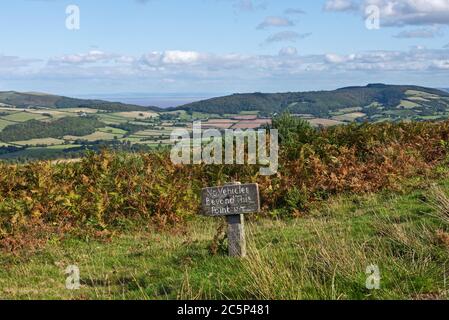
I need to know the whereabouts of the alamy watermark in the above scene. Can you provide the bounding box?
[170,122,279,176]
[365,5,380,30]
[65,265,80,290]
[66,5,80,30]
[365,264,381,290]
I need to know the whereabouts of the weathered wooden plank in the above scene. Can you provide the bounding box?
[226,214,246,257]
[201,183,260,217]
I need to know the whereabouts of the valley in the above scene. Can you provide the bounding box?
[1,84,449,161]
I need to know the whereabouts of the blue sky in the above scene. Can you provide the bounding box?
[1,0,449,97]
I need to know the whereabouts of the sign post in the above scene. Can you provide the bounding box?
[201,182,260,257]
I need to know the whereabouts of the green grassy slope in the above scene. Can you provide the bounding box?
[1,174,449,300]
[0,91,161,112]
[175,84,449,118]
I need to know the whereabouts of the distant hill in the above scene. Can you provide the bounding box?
[175,84,449,121]
[0,91,162,112]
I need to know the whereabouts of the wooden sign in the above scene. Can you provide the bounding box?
[201,183,260,217]
[201,183,260,257]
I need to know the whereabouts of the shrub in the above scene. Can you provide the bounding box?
[2,117,449,250]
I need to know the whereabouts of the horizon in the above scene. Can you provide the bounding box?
[2,83,449,108]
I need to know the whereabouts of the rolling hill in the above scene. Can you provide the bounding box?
[175,84,449,122]
[0,91,162,112]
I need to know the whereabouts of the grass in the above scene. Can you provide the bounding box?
[111,111,157,119]
[97,127,128,135]
[30,144,82,150]
[64,131,123,142]
[0,119,15,131]
[406,90,440,100]
[332,112,366,122]
[2,173,449,300]
[1,112,49,122]
[96,113,130,125]
[12,138,65,146]
[398,100,420,109]
[308,118,344,127]
[27,110,76,120]
[57,108,99,114]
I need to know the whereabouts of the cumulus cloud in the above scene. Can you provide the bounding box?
[324,0,449,26]
[322,47,449,72]
[325,53,357,63]
[257,16,295,29]
[26,46,449,77]
[279,47,298,56]
[139,50,251,70]
[3,46,449,91]
[324,0,358,12]
[161,51,201,64]
[48,50,129,65]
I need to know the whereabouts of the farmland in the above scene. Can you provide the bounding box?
[2,85,449,161]
[0,105,272,161]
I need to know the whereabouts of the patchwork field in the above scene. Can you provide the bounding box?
[2,87,449,161]
[0,106,273,160]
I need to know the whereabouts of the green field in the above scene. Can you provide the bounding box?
[0,119,14,130]
[64,131,122,142]
[12,138,65,146]
[1,112,50,122]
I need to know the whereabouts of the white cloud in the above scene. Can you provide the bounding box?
[48,50,128,65]
[279,47,298,56]
[3,46,449,92]
[40,46,449,77]
[324,0,449,26]
[431,59,449,69]
[324,0,358,11]
[161,51,201,64]
[367,0,449,26]
[325,53,356,63]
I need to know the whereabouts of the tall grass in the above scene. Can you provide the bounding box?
[241,197,449,300]
[429,185,449,225]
